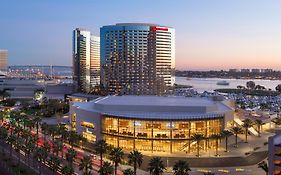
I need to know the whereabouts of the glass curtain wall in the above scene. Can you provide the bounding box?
[102,115,224,153]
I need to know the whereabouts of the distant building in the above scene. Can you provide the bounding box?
[229,69,238,72]
[251,69,260,73]
[268,133,281,175]
[0,79,73,99]
[73,28,100,93]
[90,36,100,89]
[0,50,8,72]
[100,23,175,95]
[241,69,250,73]
[261,69,273,73]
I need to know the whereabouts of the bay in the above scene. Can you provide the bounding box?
[176,77,281,93]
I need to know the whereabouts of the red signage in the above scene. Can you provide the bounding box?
[151,27,168,31]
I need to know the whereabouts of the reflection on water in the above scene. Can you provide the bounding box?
[176,77,281,93]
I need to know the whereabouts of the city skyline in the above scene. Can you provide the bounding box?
[1,0,281,70]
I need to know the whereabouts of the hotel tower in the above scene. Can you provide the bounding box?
[0,50,8,72]
[73,28,100,93]
[100,23,175,95]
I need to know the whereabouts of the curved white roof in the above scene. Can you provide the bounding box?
[73,96,233,120]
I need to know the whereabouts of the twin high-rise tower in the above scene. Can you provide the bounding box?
[73,23,175,95]
[73,28,100,93]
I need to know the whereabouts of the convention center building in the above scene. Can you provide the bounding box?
[70,95,234,154]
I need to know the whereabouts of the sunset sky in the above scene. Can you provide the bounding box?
[0,0,281,70]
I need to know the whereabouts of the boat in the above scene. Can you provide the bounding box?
[216,80,230,86]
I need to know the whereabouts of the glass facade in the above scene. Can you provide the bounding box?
[100,23,175,95]
[73,28,100,93]
[102,115,224,153]
[0,50,8,72]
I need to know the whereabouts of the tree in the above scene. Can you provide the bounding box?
[93,139,109,167]
[272,116,281,126]
[61,164,74,175]
[66,148,77,167]
[33,116,42,144]
[276,84,281,92]
[49,155,60,175]
[25,139,36,166]
[128,150,143,175]
[53,140,63,156]
[258,161,268,175]
[0,127,8,155]
[47,124,58,143]
[79,155,93,175]
[7,134,16,157]
[41,122,49,141]
[173,160,191,175]
[210,134,221,156]
[34,147,48,174]
[191,134,204,157]
[148,157,166,175]
[110,147,124,175]
[99,161,114,175]
[246,81,255,89]
[255,119,264,137]
[68,130,79,148]
[43,141,51,153]
[242,119,253,143]
[123,168,134,175]
[2,91,10,100]
[220,130,232,152]
[230,126,242,147]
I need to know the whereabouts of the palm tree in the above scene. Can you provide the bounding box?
[191,134,204,157]
[7,133,16,157]
[61,164,74,175]
[41,122,48,141]
[230,126,242,147]
[57,123,68,142]
[0,111,6,124]
[99,161,114,175]
[79,155,93,175]
[43,141,51,153]
[53,139,63,156]
[2,91,10,100]
[68,130,79,148]
[25,139,36,166]
[0,127,8,155]
[173,160,191,175]
[128,150,143,175]
[255,120,264,137]
[78,134,87,149]
[210,134,221,156]
[220,130,232,152]
[34,147,48,174]
[49,155,60,175]
[93,139,109,167]
[48,124,57,143]
[123,168,134,175]
[33,116,42,138]
[110,147,124,175]
[148,157,166,175]
[15,137,25,166]
[66,148,77,168]
[258,161,268,175]
[242,119,253,143]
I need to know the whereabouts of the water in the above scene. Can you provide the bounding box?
[176,77,281,93]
